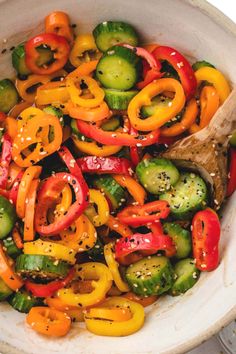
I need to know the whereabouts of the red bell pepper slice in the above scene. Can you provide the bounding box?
[25,33,70,75]
[58,146,86,179]
[192,208,221,271]
[115,232,176,260]
[8,170,24,205]
[0,133,12,189]
[129,126,141,167]
[117,200,170,227]
[0,112,7,122]
[76,156,134,175]
[152,46,197,99]
[25,267,75,298]
[226,148,236,197]
[35,172,89,236]
[76,119,160,147]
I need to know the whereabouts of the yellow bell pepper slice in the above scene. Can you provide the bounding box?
[69,34,100,67]
[104,243,130,292]
[35,81,70,106]
[66,75,104,108]
[87,306,132,322]
[24,239,76,264]
[84,296,145,336]
[57,262,113,307]
[72,137,122,157]
[128,78,185,131]
[195,66,231,104]
[88,189,109,227]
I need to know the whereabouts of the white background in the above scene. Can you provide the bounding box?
[187,1,235,353]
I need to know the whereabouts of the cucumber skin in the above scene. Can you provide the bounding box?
[159,172,208,220]
[15,254,70,280]
[8,291,41,313]
[12,43,31,76]
[3,236,22,258]
[103,88,138,110]
[136,158,180,195]
[0,196,17,240]
[125,256,174,296]
[101,116,120,131]
[0,278,13,301]
[171,258,200,296]
[0,79,19,113]
[163,222,192,259]
[192,60,215,71]
[93,21,138,52]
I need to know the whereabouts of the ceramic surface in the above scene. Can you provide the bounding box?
[0,0,236,353]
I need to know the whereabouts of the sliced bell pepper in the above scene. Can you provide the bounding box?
[0,111,7,122]
[68,60,99,78]
[84,296,145,336]
[0,133,12,189]
[161,98,198,137]
[25,268,75,298]
[35,172,89,236]
[26,307,71,337]
[69,34,100,67]
[152,45,197,99]
[192,208,221,271]
[227,148,236,197]
[86,306,132,322]
[58,145,86,179]
[45,11,74,44]
[0,244,23,291]
[73,136,122,157]
[15,74,51,103]
[77,156,133,175]
[9,101,32,118]
[117,200,170,227]
[76,119,160,147]
[4,117,18,141]
[194,66,231,104]
[106,215,133,238]
[12,226,24,249]
[35,81,69,106]
[23,178,39,241]
[113,174,146,206]
[88,189,110,227]
[57,262,113,307]
[115,232,176,260]
[45,296,84,322]
[8,170,24,205]
[52,184,72,221]
[67,100,110,122]
[25,33,70,75]
[123,292,158,307]
[128,78,185,132]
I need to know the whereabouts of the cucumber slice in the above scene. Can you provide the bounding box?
[93,21,138,52]
[96,45,142,90]
[0,278,13,301]
[93,175,126,210]
[125,256,174,296]
[100,116,120,131]
[0,79,19,113]
[36,46,54,67]
[163,222,191,259]
[171,258,200,296]
[103,88,138,110]
[192,60,215,71]
[3,236,22,258]
[229,130,236,147]
[8,290,40,313]
[136,158,180,194]
[15,254,70,280]
[141,96,172,118]
[12,43,31,76]
[43,106,64,142]
[0,196,17,239]
[159,172,207,219]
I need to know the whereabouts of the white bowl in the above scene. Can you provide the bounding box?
[0,0,236,353]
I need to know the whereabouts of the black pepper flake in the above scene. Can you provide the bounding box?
[1,49,7,54]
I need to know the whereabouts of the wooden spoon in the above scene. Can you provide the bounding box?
[162,88,236,209]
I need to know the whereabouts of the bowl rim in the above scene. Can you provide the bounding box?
[0,0,236,353]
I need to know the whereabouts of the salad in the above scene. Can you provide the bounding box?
[0,10,235,338]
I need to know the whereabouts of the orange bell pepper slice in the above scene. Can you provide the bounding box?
[189,86,220,134]
[67,100,110,122]
[23,179,39,241]
[72,137,122,157]
[161,98,198,137]
[106,215,133,238]
[123,292,158,307]
[26,307,71,337]
[12,227,24,249]
[16,165,42,219]
[68,60,99,78]
[128,78,185,131]
[45,11,74,44]
[45,297,84,322]
[143,43,159,53]
[113,174,147,206]
[12,114,63,167]
[9,101,32,118]
[6,162,23,190]
[36,81,70,106]
[0,244,23,291]
[4,117,18,140]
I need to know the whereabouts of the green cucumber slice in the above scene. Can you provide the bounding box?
[12,43,31,76]
[0,79,19,113]
[159,172,207,219]
[0,278,13,301]
[100,116,121,131]
[96,45,142,90]
[0,196,17,239]
[15,254,70,280]
[93,175,126,210]
[171,258,200,296]
[125,256,174,296]
[3,235,22,258]
[192,60,215,71]
[103,88,138,110]
[141,96,172,118]
[163,222,191,259]
[71,119,92,142]
[8,290,41,313]
[93,21,138,52]
[136,158,180,194]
